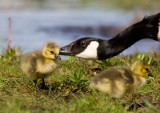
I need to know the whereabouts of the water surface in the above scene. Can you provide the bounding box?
[0,10,159,57]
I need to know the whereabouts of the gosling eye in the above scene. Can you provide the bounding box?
[145,68,149,72]
[50,51,54,54]
[80,41,86,47]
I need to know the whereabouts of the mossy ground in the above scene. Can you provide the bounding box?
[0,48,160,113]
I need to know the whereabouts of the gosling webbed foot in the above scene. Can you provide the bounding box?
[40,84,48,90]
[33,80,38,87]
[33,79,48,90]
[39,79,49,90]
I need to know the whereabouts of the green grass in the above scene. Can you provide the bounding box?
[0,48,160,113]
[80,0,160,11]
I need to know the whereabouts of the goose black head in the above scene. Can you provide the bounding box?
[60,37,104,59]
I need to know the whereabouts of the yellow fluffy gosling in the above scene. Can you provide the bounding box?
[90,61,152,98]
[21,42,61,89]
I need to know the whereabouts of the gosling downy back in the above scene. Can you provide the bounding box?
[20,42,61,89]
[20,42,60,75]
[90,61,152,98]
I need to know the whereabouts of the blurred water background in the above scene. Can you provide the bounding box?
[0,0,160,56]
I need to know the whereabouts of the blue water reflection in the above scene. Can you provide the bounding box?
[0,10,159,56]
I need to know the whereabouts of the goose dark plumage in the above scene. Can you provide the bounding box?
[60,13,160,60]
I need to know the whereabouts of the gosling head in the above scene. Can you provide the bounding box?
[131,61,152,78]
[42,42,61,60]
[60,37,105,59]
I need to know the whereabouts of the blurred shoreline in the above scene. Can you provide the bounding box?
[0,0,159,11]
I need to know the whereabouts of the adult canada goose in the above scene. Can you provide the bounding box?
[60,13,160,60]
[20,42,61,89]
[90,61,152,98]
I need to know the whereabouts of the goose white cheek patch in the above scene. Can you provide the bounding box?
[76,41,99,59]
[158,20,160,40]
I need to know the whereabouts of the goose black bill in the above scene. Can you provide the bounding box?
[59,45,74,56]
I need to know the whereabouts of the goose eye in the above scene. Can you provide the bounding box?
[80,41,86,47]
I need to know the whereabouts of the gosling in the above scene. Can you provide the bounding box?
[90,61,152,98]
[20,42,61,89]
